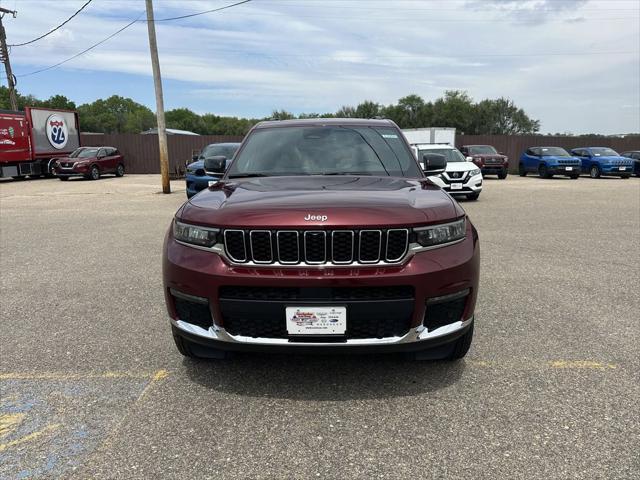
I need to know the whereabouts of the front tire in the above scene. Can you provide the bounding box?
[621,175,630,179]
[590,165,601,178]
[466,192,480,201]
[88,165,100,181]
[498,170,508,179]
[115,164,125,177]
[448,322,474,360]
[570,175,579,180]
[539,164,552,179]
[518,164,527,177]
[59,177,69,181]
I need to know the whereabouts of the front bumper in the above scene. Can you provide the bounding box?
[172,316,473,353]
[548,165,580,175]
[600,166,632,176]
[479,165,507,175]
[54,166,89,177]
[429,173,483,194]
[185,173,221,197]
[163,221,480,352]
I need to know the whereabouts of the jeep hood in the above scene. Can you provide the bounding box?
[180,176,462,228]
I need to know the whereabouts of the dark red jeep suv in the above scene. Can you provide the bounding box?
[163,119,480,360]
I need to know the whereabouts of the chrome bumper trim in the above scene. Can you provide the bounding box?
[171,316,473,347]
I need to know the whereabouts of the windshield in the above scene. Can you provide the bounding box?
[227,126,422,178]
[73,148,99,158]
[540,147,571,157]
[200,144,239,159]
[418,148,466,163]
[469,145,498,155]
[590,147,618,157]
[69,148,87,158]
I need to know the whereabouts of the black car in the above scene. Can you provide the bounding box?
[619,151,640,177]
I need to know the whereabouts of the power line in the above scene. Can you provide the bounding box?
[154,0,252,21]
[9,0,92,47]
[14,0,253,78]
[16,12,144,78]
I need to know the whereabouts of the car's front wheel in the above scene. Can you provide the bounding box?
[59,177,69,181]
[87,165,100,181]
[466,192,480,201]
[498,170,508,179]
[590,165,601,178]
[115,164,125,177]
[518,164,527,177]
[539,165,552,179]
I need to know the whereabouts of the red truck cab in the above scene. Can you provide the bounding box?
[0,107,81,179]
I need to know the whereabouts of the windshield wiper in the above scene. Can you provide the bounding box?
[320,171,373,176]
[227,173,271,179]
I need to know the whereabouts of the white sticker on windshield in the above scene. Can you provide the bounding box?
[382,134,398,139]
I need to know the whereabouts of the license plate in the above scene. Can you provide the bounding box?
[565,166,573,171]
[286,306,347,335]
[619,167,626,171]
[450,183,463,190]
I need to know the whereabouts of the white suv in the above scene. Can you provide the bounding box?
[411,144,483,201]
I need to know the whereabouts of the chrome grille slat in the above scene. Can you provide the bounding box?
[223,228,409,266]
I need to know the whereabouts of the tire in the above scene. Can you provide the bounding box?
[590,165,601,178]
[89,165,100,181]
[171,326,228,359]
[539,164,552,179]
[497,170,508,179]
[570,175,579,180]
[59,177,69,181]
[518,164,527,177]
[447,322,474,360]
[466,192,480,201]
[621,175,630,179]
[11,176,25,180]
[115,164,125,177]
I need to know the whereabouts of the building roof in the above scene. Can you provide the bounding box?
[141,128,200,136]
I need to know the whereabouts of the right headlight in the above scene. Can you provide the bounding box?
[470,168,481,176]
[173,220,219,248]
[414,218,466,248]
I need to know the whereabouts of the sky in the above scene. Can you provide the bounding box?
[2,0,639,134]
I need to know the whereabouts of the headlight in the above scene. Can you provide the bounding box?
[414,218,466,248]
[470,168,481,176]
[173,220,219,247]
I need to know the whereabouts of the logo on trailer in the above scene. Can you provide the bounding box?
[45,114,68,150]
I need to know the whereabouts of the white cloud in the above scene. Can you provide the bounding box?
[5,0,640,133]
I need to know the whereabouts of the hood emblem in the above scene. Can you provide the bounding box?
[304,214,328,221]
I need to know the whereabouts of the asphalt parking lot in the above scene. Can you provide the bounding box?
[1,174,639,479]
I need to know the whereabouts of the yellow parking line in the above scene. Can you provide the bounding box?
[0,371,163,380]
[0,413,26,439]
[0,424,61,452]
[549,360,617,370]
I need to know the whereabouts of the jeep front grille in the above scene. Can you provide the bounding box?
[223,228,409,266]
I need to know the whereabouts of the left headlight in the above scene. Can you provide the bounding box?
[173,220,219,247]
[470,168,481,176]
[414,218,466,248]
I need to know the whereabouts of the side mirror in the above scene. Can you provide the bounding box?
[204,155,227,174]
[422,153,447,175]
[466,156,473,162]
[499,151,505,155]
[192,155,199,162]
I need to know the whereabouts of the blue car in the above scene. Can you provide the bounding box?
[519,146,581,179]
[185,143,241,197]
[570,147,633,179]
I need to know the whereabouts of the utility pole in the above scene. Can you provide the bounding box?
[0,7,18,111]
[145,0,170,193]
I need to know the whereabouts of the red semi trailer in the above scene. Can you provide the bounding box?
[0,107,81,179]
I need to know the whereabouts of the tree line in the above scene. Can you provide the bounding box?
[1,86,542,136]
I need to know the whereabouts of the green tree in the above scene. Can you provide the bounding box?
[270,109,295,120]
[431,90,475,133]
[472,97,540,134]
[40,94,76,110]
[354,100,382,119]
[165,108,204,133]
[77,95,155,133]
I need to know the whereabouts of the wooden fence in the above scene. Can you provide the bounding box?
[456,135,639,173]
[80,132,639,175]
[80,133,243,176]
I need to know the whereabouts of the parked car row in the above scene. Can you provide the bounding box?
[519,146,636,179]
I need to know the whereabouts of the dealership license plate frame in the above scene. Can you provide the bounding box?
[450,183,463,190]
[565,166,573,171]
[286,306,347,335]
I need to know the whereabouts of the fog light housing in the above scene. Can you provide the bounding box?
[424,289,469,331]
